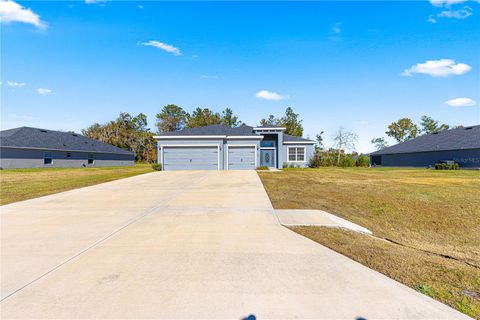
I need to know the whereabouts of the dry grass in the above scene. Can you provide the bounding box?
[259,167,480,318]
[0,164,153,205]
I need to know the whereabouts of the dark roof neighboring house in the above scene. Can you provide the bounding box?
[0,126,134,155]
[253,125,286,129]
[370,125,480,155]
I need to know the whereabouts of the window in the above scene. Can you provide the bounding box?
[44,152,53,165]
[66,152,72,158]
[288,147,305,162]
[87,154,94,165]
[260,140,276,148]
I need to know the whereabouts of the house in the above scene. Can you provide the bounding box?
[153,124,315,170]
[0,127,135,169]
[369,125,480,168]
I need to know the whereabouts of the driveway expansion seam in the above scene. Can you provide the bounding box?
[0,172,215,303]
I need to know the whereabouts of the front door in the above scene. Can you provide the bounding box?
[260,149,275,168]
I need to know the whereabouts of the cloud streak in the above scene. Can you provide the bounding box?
[255,90,288,101]
[7,80,26,87]
[401,59,471,77]
[36,88,52,95]
[140,40,181,56]
[445,97,477,107]
[0,0,46,29]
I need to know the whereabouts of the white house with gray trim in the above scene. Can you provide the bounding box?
[154,124,315,170]
[0,127,135,169]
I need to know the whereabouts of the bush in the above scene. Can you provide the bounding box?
[152,163,162,171]
[256,166,269,170]
[434,162,459,170]
[282,162,289,169]
[356,155,370,167]
[339,154,356,167]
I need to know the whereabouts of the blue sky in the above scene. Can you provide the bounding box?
[1,0,479,152]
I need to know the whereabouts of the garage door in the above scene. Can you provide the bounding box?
[163,146,219,171]
[227,146,256,170]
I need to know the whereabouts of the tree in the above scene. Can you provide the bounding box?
[280,107,303,136]
[82,112,156,163]
[371,137,389,151]
[259,107,304,136]
[332,127,358,165]
[420,115,449,134]
[186,107,222,128]
[155,104,188,133]
[221,108,242,127]
[315,131,325,152]
[260,115,276,126]
[386,118,419,142]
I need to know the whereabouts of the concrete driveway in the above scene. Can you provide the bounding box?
[0,170,469,319]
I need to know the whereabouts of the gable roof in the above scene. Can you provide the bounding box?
[0,127,134,155]
[370,125,480,155]
[154,124,261,137]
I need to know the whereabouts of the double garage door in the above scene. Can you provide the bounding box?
[162,145,255,171]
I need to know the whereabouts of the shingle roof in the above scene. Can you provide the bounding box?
[370,125,480,155]
[0,127,134,155]
[155,124,261,136]
[283,134,315,143]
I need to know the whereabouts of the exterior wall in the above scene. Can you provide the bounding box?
[156,138,261,170]
[0,147,134,169]
[372,149,480,168]
[281,144,315,168]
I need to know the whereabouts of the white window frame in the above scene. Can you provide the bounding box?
[225,144,257,170]
[44,151,53,165]
[287,146,306,162]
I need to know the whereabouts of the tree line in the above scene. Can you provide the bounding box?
[371,116,458,150]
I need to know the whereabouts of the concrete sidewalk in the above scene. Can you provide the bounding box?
[0,170,470,319]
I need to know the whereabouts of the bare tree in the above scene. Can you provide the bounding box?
[332,127,358,165]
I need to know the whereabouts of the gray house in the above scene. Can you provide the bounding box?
[154,124,315,170]
[370,125,480,168]
[0,127,135,169]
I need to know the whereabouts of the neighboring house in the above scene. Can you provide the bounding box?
[154,124,315,170]
[0,127,135,169]
[370,125,480,168]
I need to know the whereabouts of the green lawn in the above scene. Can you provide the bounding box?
[258,168,480,318]
[0,164,154,205]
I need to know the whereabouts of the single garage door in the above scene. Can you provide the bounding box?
[228,146,256,170]
[163,146,219,171]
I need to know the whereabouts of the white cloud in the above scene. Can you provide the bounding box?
[401,59,471,77]
[9,113,35,120]
[255,90,288,101]
[445,97,477,107]
[7,80,25,87]
[36,88,52,95]
[137,5,144,9]
[429,0,468,7]
[427,14,438,23]
[85,0,107,4]
[201,75,219,79]
[437,6,472,19]
[140,40,181,56]
[0,0,46,29]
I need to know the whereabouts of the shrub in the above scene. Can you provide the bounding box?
[289,163,296,168]
[435,162,459,170]
[339,154,356,167]
[256,166,269,170]
[282,162,289,169]
[152,163,162,171]
[356,155,370,167]
[308,153,322,168]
